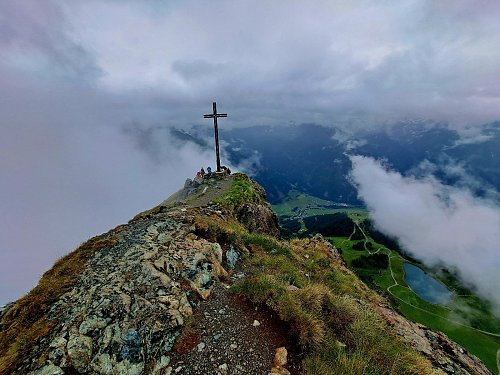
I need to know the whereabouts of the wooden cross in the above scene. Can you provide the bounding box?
[203,102,227,172]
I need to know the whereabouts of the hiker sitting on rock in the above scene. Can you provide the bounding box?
[200,167,205,178]
[195,170,203,183]
[205,166,212,178]
[221,166,231,175]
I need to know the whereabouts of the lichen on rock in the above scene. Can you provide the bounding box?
[1,174,493,375]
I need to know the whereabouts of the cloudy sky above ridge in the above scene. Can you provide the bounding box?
[1,0,500,303]
[74,0,500,126]
[3,0,500,127]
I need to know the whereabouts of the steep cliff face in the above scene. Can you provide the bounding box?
[0,174,492,375]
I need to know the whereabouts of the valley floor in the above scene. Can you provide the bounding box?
[331,226,500,373]
[273,194,500,374]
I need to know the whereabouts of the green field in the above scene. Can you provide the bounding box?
[272,190,367,218]
[273,191,500,373]
[272,190,366,236]
[330,234,500,373]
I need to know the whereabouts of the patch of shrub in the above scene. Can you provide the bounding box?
[351,241,365,251]
[364,220,402,251]
[351,254,388,270]
[350,229,365,241]
[303,213,355,237]
[279,219,301,238]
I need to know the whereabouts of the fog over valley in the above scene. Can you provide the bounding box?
[1,0,500,317]
[350,155,500,312]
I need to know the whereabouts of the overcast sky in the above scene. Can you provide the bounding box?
[1,0,500,304]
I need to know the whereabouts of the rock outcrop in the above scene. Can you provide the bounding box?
[18,209,226,374]
[377,306,492,375]
[0,174,493,375]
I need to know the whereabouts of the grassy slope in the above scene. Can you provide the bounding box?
[207,181,434,374]
[273,190,500,373]
[232,235,435,374]
[213,173,264,210]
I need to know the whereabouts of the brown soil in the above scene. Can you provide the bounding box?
[169,283,303,375]
[167,174,303,374]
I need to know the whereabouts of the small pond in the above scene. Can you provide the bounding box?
[403,263,454,305]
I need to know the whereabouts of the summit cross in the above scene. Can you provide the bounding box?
[203,101,227,172]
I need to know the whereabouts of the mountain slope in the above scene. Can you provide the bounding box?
[164,121,500,206]
[0,174,492,374]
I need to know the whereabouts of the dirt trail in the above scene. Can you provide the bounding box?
[169,283,302,374]
[163,174,302,374]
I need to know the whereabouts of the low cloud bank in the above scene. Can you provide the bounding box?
[0,1,229,305]
[350,156,500,311]
[0,60,214,307]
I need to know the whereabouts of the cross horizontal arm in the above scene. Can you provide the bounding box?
[203,113,227,118]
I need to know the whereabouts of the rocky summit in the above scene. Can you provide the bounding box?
[0,174,493,374]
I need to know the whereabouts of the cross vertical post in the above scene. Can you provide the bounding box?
[203,101,227,172]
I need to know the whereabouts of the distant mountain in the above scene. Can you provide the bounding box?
[224,124,357,204]
[169,128,208,148]
[353,122,458,172]
[171,121,500,204]
[445,123,500,191]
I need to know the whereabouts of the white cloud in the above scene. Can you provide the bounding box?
[0,1,214,303]
[2,0,500,304]
[64,0,500,128]
[0,69,214,303]
[350,155,500,311]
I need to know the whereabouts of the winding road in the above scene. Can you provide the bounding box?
[351,222,500,339]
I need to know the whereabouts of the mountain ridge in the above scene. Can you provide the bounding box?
[164,121,500,205]
[0,173,492,374]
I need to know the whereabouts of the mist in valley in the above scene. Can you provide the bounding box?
[1,0,500,308]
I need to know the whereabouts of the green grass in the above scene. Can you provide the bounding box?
[397,297,500,372]
[242,232,292,257]
[271,190,366,219]
[214,173,264,211]
[197,192,500,373]
[332,233,500,373]
[231,233,436,374]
